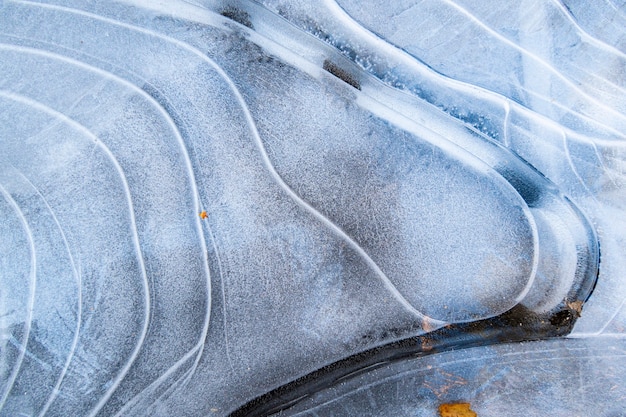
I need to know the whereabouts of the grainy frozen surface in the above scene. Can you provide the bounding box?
[0,1,623,416]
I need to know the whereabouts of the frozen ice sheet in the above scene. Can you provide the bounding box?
[0,0,622,416]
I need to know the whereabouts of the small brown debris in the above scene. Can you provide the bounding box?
[323,59,361,90]
[438,402,477,417]
[567,300,584,317]
[421,337,434,352]
[423,318,434,332]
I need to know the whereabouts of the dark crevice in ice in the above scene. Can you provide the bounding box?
[323,59,361,90]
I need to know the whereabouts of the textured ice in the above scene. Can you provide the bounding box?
[0,0,622,416]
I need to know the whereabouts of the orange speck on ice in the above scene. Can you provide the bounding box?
[199,210,208,219]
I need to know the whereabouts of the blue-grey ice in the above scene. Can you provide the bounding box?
[0,0,623,416]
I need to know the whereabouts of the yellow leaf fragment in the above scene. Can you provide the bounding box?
[438,402,477,417]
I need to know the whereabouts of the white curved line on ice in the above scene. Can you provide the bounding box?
[0,88,151,417]
[10,169,83,417]
[0,184,36,410]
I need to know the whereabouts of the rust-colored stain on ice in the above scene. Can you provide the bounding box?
[438,402,477,417]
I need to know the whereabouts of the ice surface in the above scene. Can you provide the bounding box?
[0,0,622,416]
